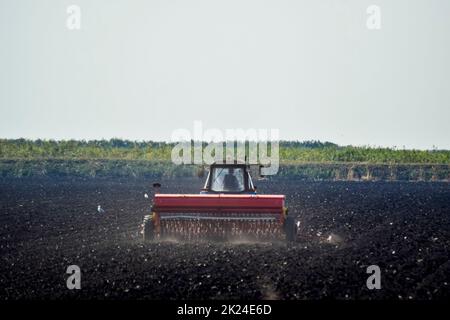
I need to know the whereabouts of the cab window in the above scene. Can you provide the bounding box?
[210,167,245,192]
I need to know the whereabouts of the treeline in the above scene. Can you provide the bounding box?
[1,159,448,181]
[0,138,449,164]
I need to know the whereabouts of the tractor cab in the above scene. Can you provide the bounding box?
[201,163,256,194]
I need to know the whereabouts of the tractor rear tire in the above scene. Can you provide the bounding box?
[284,216,297,242]
[143,215,155,241]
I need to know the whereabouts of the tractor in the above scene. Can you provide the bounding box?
[142,162,297,242]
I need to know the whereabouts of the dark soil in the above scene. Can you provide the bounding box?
[0,177,449,300]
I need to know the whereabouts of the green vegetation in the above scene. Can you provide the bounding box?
[1,139,449,164]
[0,139,449,180]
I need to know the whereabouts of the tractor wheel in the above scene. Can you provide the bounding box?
[284,216,297,242]
[143,215,155,241]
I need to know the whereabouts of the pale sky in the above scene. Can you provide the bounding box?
[0,0,449,149]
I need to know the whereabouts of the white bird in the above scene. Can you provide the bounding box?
[144,193,149,199]
[97,205,105,213]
